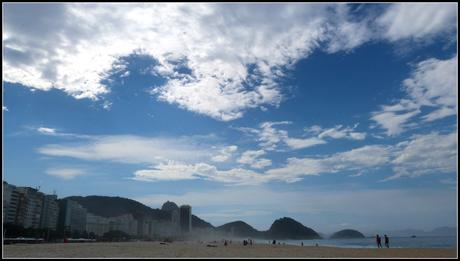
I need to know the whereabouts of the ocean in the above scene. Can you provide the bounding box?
[274,236,457,248]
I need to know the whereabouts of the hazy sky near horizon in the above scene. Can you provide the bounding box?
[3,3,458,234]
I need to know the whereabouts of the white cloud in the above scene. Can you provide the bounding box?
[371,109,420,136]
[304,125,323,135]
[211,145,238,162]
[102,100,112,111]
[46,168,86,180]
[37,127,57,135]
[120,71,130,78]
[130,130,457,184]
[377,3,458,42]
[387,131,458,180]
[238,122,366,150]
[422,107,457,123]
[257,121,291,150]
[404,56,458,110]
[37,126,457,184]
[38,135,216,165]
[371,56,457,136]
[237,150,272,169]
[3,106,9,112]
[133,162,207,181]
[317,125,367,140]
[4,4,455,121]
[133,162,266,185]
[265,145,393,183]
[284,137,326,150]
[3,3,391,121]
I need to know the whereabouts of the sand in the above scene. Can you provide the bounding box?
[3,241,457,258]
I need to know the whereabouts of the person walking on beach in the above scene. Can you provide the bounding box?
[384,235,389,248]
[376,234,382,248]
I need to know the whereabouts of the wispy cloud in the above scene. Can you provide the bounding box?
[386,131,458,180]
[371,56,457,136]
[37,126,457,185]
[236,121,366,151]
[211,145,238,163]
[237,150,272,169]
[377,3,457,42]
[37,127,57,135]
[317,125,367,140]
[46,168,86,180]
[38,134,219,165]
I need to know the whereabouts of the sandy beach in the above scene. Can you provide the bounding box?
[3,241,457,258]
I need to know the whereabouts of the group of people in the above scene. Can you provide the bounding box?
[376,234,390,248]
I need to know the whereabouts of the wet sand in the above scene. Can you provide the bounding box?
[3,241,457,258]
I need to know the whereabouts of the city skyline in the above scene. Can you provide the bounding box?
[3,3,458,234]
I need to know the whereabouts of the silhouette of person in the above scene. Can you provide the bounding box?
[301,242,304,246]
[376,234,382,248]
[384,235,389,248]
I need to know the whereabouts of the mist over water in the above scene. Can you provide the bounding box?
[278,236,457,248]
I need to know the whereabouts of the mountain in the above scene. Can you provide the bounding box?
[192,215,214,229]
[65,196,170,221]
[266,217,321,240]
[161,201,179,212]
[66,196,214,230]
[63,196,321,239]
[330,229,365,239]
[216,221,262,237]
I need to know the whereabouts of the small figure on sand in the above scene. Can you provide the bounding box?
[272,240,276,245]
[384,235,389,248]
[301,242,304,246]
[376,234,382,248]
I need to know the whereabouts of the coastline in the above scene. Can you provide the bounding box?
[3,241,457,258]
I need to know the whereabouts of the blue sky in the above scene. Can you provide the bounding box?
[3,3,458,234]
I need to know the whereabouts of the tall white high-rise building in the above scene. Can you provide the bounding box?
[179,205,192,233]
[14,187,44,229]
[40,194,59,230]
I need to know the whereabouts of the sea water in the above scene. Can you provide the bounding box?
[275,236,457,248]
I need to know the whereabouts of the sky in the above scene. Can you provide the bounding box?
[2,3,458,234]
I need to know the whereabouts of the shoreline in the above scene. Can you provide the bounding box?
[3,241,457,258]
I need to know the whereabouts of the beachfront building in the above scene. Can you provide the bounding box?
[14,187,45,229]
[107,213,138,236]
[39,194,59,230]
[172,209,180,227]
[86,212,110,236]
[137,217,152,238]
[179,205,192,234]
[3,182,20,224]
[148,219,176,238]
[58,199,87,233]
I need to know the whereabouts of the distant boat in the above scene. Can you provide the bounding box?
[411,235,416,238]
